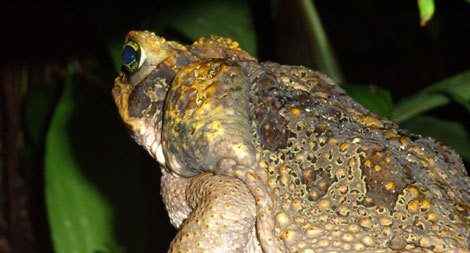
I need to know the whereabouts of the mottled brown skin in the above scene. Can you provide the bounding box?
[113,31,470,252]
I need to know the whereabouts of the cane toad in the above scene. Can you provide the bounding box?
[112,31,470,252]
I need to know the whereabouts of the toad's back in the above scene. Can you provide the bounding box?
[245,61,469,251]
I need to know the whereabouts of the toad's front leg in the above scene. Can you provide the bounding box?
[161,60,285,253]
[162,170,261,253]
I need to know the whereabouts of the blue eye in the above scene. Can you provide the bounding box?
[121,40,145,74]
[122,45,138,65]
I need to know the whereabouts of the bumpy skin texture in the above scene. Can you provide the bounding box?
[113,31,470,252]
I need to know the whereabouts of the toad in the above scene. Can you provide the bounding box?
[112,31,469,252]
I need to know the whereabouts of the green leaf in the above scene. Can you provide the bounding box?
[46,67,114,253]
[417,0,435,26]
[436,87,470,112]
[170,0,257,56]
[392,70,470,123]
[45,65,154,253]
[107,39,123,74]
[401,116,470,161]
[343,84,393,118]
[299,0,344,82]
[392,94,448,124]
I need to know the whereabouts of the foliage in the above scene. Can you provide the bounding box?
[45,67,151,253]
[392,70,470,123]
[418,0,435,26]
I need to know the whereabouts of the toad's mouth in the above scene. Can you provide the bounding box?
[112,76,166,166]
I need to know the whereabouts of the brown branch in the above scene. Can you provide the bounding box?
[0,65,39,253]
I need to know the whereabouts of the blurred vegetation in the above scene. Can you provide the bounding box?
[1,0,469,252]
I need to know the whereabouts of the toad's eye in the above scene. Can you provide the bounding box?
[121,40,146,74]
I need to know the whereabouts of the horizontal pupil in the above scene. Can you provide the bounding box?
[122,45,138,65]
